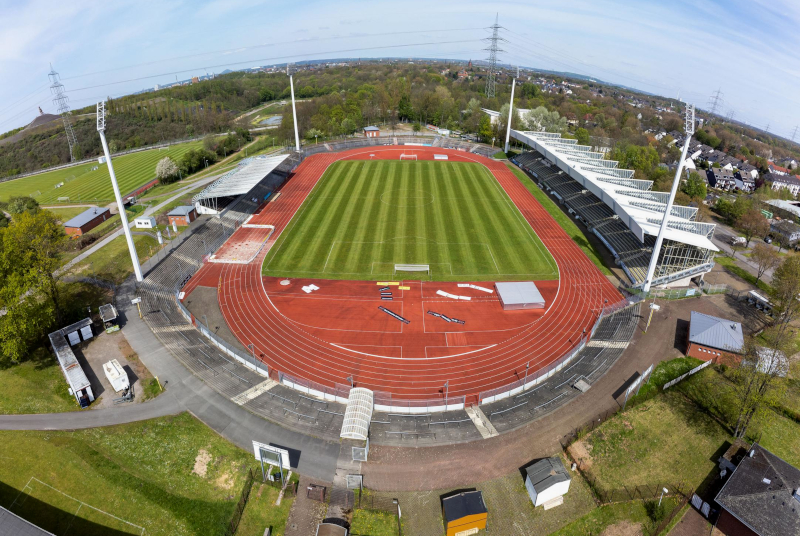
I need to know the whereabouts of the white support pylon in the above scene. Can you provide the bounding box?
[642,105,695,293]
[504,67,517,153]
[96,101,143,282]
[288,66,301,153]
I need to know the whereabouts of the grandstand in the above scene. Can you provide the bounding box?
[192,154,290,214]
[509,130,717,288]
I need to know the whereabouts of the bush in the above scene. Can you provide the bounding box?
[644,500,666,522]
[6,196,39,215]
[179,149,217,175]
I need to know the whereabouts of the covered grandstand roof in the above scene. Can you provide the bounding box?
[192,154,289,203]
[509,129,718,252]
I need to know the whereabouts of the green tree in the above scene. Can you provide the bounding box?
[341,118,357,136]
[574,127,590,146]
[737,208,769,247]
[770,255,800,328]
[155,157,180,184]
[6,196,40,215]
[478,115,493,143]
[521,82,540,99]
[412,122,421,134]
[681,171,707,201]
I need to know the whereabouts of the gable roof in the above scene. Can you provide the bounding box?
[363,126,379,131]
[715,443,800,536]
[63,207,110,228]
[167,205,195,216]
[688,311,744,353]
[767,173,800,186]
[442,491,487,522]
[525,457,571,493]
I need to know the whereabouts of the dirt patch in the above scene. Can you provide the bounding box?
[215,464,236,490]
[600,520,643,536]
[568,440,593,470]
[193,449,212,477]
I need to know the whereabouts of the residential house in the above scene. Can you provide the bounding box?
[705,168,737,191]
[707,151,733,170]
[687,311,744,362]
[770,220,800,245]
[766,172,800,197]
[721,155,744,170]
[777,157,798,170]
[714,443,800,536]
[734,172,756,192]
[739,163,759,180]
[768,162,790,176]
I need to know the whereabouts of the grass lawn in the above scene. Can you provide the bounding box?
[507,164,612,275]
[0,350,79,414]
[628,356,704,401]
[67,233,161,284]
[580,392,732,492]
[553,497,681,536]
[44,206,93,223]
[236,477,298,536]
[714,255,773,293]
[0,413,293,536]
[349,509,399,536]
[0,140,204,205]
[263,160,558,281]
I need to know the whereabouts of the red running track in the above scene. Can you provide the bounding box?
[184,146,622,402]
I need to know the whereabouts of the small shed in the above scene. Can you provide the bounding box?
[167,205,197,226]
[363,126,380,138]
[442,491,488,536]
[63,207,110,237]
[524,457,572,508]
[134,216,156,229]
[687,311,744,362]
[99,303,118,331]
[495,281,545,311]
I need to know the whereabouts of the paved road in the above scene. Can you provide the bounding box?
[0,299,341,481]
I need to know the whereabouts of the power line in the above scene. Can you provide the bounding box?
[62,27,486,82]
[484,14,503,98]
[48,65,79,162]
[791,126,798,142]
[64,39,481,94]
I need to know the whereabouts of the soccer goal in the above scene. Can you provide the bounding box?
[399,154,417,161]
[394,264,429,277]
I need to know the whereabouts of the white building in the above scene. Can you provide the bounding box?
[525,457,572,508]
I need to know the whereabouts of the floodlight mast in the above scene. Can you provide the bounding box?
[96,101,143,282]
[641,104,695,293]
[504,67,518,153]
[287,65,301,153]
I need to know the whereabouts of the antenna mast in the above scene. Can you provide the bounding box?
[48,65,79,161]
[791,126,799,143]
[484,14,503,99]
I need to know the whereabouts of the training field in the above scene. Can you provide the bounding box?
[0,140,203,204]
[262,160,558,281]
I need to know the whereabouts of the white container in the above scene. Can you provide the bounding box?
[134,216,156,229]
[103,359,130,392]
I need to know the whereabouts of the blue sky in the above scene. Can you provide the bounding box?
[1,0,798,138]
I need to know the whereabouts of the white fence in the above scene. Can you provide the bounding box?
[663,360,713,389]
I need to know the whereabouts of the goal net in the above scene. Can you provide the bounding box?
[394,264,429,276]
[399,154,417,161]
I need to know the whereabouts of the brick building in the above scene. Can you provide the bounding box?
[687,311,744,362]
[62,207,111,237]
[363,126,380,138]
[167,205,198,226]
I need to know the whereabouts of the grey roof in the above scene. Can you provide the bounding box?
[98,304,117,323]
[768,173,800,186]
[62,207,110,229]
[0,506,55,536]
[688,311,744,353]
[363,126,380,131]
[167,205,195,216]
[715,443,800,536]
[48,330,91,393]
[442,491,487,522]
[525,457,571,494]
[495,281,545,306]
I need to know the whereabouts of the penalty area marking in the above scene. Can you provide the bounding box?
[11,476,146,535]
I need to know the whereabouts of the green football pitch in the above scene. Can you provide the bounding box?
[262,160,558,282]
[0,140,203,205]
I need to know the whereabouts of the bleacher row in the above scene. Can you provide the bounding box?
[299,135,496,158]
[513,152,653,285]
[129,147,640,448]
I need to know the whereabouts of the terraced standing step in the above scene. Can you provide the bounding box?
[587,340,630,349]
[231,378,278,405]
[465,405,499,439]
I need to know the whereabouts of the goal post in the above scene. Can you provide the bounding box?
[399,154,417,161]
[394,264,429,277]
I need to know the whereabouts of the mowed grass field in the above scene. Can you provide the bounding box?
[263,160,558,281]
[0,140,203,204]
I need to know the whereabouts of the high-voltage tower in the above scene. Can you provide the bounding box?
[48,65,79,161]
[484,14,504,99]
[707,88,724,117]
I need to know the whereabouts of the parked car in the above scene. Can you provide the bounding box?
[764,236,773,244]
[729,236,746,246]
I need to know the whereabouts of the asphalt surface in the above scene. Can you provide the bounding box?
[0,301,341,482]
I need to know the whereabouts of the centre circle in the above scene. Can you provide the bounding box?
[379,190,434,207]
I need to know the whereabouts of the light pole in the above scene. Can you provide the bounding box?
[392,498,402,536]
[288,65,301,153]
[523,361,530,388]
[96,101,143,282]
[315,134,318,145]
[658,487,668,506]
[346,376,354,388]
[248,343,256,362]
[504,67,518,153]
[444,381,449,409]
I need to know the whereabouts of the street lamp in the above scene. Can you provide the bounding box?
[315,134,318,145]
[658,487,668,506]
[523,361,530,388]
[392,498,402,536]
[346,376,354,388]
[444,381,449,408]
